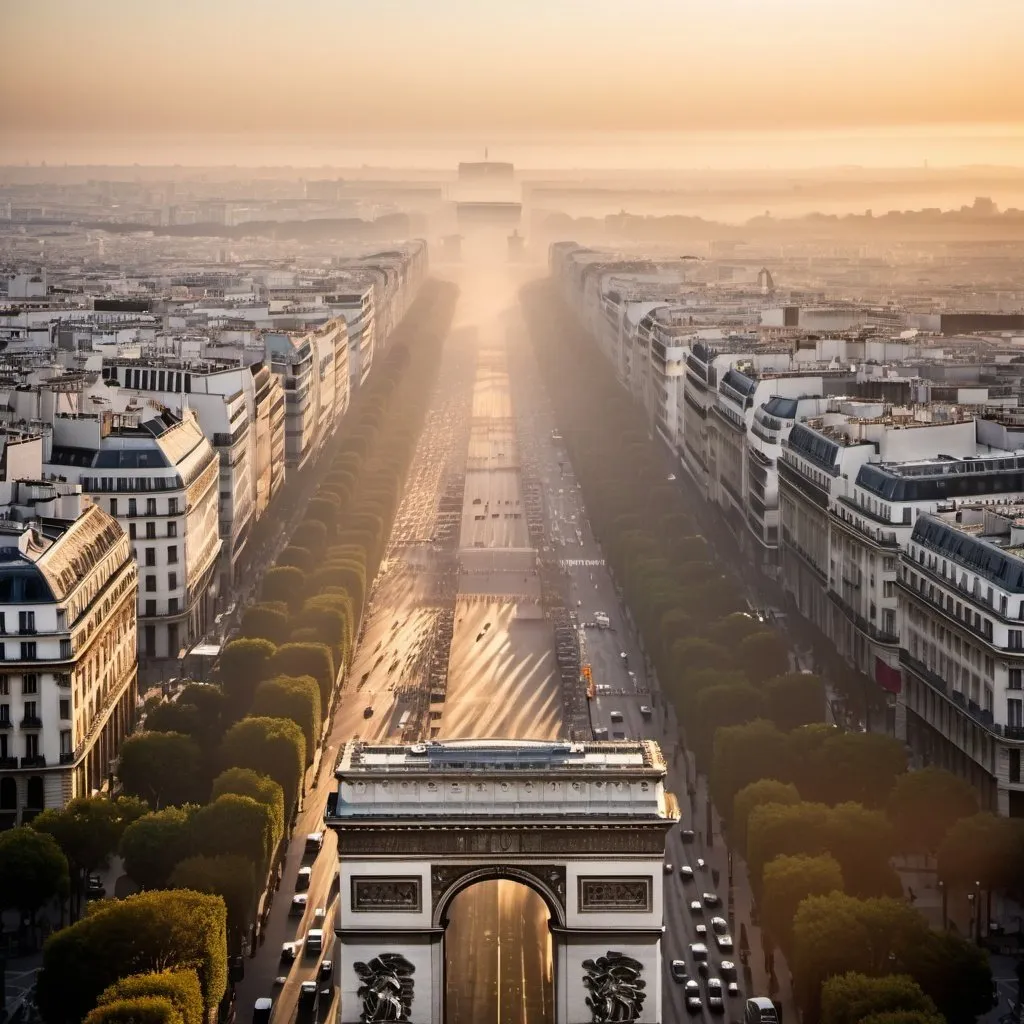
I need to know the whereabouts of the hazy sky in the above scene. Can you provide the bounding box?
[3,0,1023,164]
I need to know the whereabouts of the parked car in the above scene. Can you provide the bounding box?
[296,867,312,891]
[304,832,324,855]
[253,997,273,1024]
[305,928,324,955]
[296,980,318,1021]
[290,894,308,917]
[280,943,297,964]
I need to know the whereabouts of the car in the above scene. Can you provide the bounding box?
[727,981,740,998]
[304,832,324,855]
[85,875,106,900]
[710,916,728,935]
[290,894,308,917]
[280,943,297,963]
[684,979,702,1013]
[679,865,694,880]
[707,977,725,1014]
[719,961,737,982]
[305,928,324,954]
[318,959,334,983]
[610,710,623,722]
[663,862,673,874]
[253,997,273,1024]
[680,828,696,844]
[296,866,312,891]
[639,705,653,718]
[688,942,708,961]
[689,900,703,915]
[715,933,734,953]
[363,705,374,718]
[695,923,707,936]
[702,892,721,907]
[313,906,327,924]
[619,651,628,660]
[667,474,677,482]
[297,980,318,1020]
[670,959,688,982]
[272,976,288,988]
[696,857,706,870]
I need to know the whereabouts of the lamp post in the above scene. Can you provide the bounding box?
[975,881,983,944]
[938,880,947,930]
[968,891,976,942]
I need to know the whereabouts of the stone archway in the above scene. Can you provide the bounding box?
[328,739,677,1024]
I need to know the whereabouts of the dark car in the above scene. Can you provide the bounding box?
[296,981,318,1022]
[670,959,687,982]
[706,977,725,1015]
[85,875,106,900]
[702,892,721,907]
[363,705,374,718]
[280,943,297,964]
[318,959,334,983]
[679,865,694,881]
[680,828,696,844]
[684,980,702,1015]
[689,900,703,915]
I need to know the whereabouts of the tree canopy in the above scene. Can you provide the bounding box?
[220,716,305,825]
[96,969,203,1024]
[118,732,205,809]
[0,826,69,917]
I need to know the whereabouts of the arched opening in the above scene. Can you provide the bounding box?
[0,777,16,809]
[444,879,554,1024]
[25,776,44,815]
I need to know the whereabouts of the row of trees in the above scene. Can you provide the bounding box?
[520,282,1007,1018]
[16,282,458,1024]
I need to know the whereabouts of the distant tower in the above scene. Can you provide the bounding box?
[757,267,775,296]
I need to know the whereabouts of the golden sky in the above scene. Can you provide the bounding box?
[2,0,1022,137]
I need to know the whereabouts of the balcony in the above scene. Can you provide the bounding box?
[828,590,899,646]
[20,715,43,729]
[20,755,46,768]
[59,752,75,765]
[0,718,10,729]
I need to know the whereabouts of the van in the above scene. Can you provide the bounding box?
[745,996,780,1024]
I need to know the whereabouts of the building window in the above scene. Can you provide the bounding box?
[59,639,72,659]
[144,547,156,567]
[168,498,178,515]
[1010,669,1023,690]
[1010,631,1024,651]
[1009,699,1024,728]
[128,498,137,517]
[109,498,118,517]
[167,546,178,565]
[24,734,39,759]
[145,600,156,618]
[0,613,5,634]
[1010,750,1022,784]
[167,521,177,538]
[168,597,178,614]
[129,523,137,540]
[20,642,37,661]
[18,611,35,634]
[22,674,37,694]
[146,498,157,516]
[60,730,72,757]
[144,625,156,657]
[0,675,7,696]
[146,522,156,540]
[0,704,8,724]
[23,700,37,721]
[168,623,178,657]
[145,575,156,593]
[59,698,70,720]
[168,572,177,591]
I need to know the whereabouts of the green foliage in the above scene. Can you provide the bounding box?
[267,643,338,703]
[218,638,276,720]
[261,565,306,611]
[239,603,291,646]
[858,1014,945,1024]
[145,685,226,751]
[670,637,733,681]
[747,801,832,895]
[299,517,330,552]
[937,812,1024,890]
[119,806,197,890]
[118,732,205,808]
[710,719,793,822]
[220,716,305,825]
[0,826,69,915]
[821,973,938,1024]
[798,730,907,808]
[251,674,321,763]
[278,545,314,572]
[736,630,790,685]
[190,793,274,880]
[887,767,980,856]
[295,592,352,663]
[704,611,764,648]
[691,682,764,768]
[37,889,227,1024]
[169,855,257,947]
[898,929,995,1024]
[84,996,183,1024]
[731,779,801,857]
[762,853,844,954]
[210,767,285,849]
[762,672,827,731]
[97,969,203,1024]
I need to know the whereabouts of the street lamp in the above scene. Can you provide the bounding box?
[967,890,976,942]
[937,880,947,930]
[975,881,983,944]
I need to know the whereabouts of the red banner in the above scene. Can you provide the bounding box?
[875,657,902,694]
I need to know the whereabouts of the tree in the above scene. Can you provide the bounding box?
[97,969,203,1024]
[261,565,306,611]
[119,806,196,890]
[83,997,183,1024]
[898,929,995,1024]
[0,827,69,925]
[731,779,801,857]
[190,794,275,880]
[218,638,276,720]
[295,593,352,664]
[821,972,938,1024]
[859,1015,944,1024]
[710,719,793,822]
[32,795,147,919]
[169,855,257,950]
[144,685,227,751]
[691,683,764,768]
[670,637,733,682]
[826,802,901,898]
[269,642,335,713]
[747,801,832,894]
[37,889,227,1024]
[220,716,306,825]
[210,768,285,851]
[250,675,321,764]
[736,630,790,685]
[887,767,980,857]
[938,812,1022,890]
[762,672,827,731]
[277,545,314,572]
[762,853,844,955]
[118,732,205,808]
[802,731,907,808]
[239,603,291,646]
[705,611,764,648]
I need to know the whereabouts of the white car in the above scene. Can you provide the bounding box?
[702,892,721,907]
[688,942,708,961]
[710,916,728,935]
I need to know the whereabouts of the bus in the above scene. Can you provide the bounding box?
[745,996,780,1024]
[398,710,412,731]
